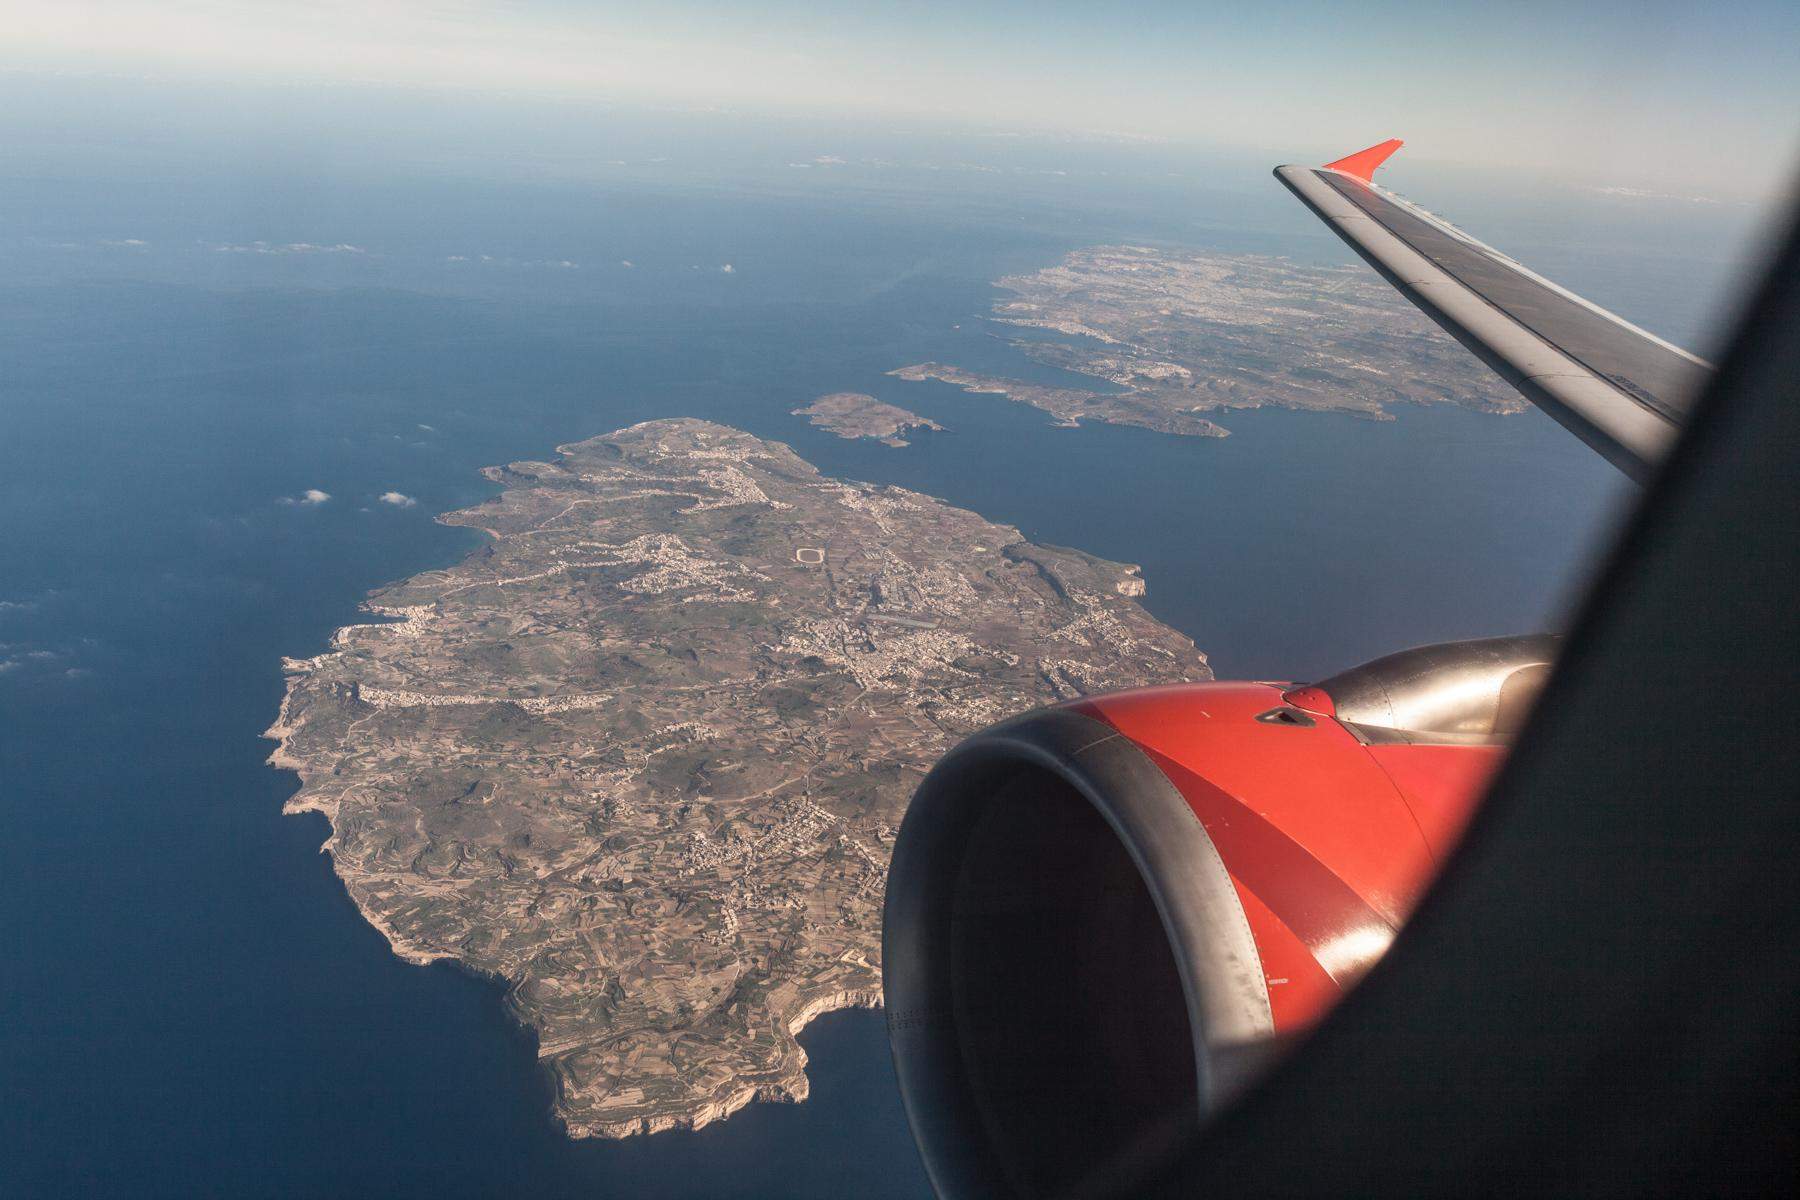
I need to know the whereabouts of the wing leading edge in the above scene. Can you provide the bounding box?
[1276,142,1709,481]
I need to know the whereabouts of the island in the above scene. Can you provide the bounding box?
[792,392,944,447]
[887,362,1229,438]
[890,245,1522,434]
[267,418,1206,1139]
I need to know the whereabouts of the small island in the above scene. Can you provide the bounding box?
[792,392,944,447]
[268,419,1205,1139]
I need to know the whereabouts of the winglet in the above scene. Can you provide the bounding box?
[1324,139,1404,183]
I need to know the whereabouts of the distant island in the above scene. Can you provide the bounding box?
[890,245,1522,434]
[267,419,1204,1139]
[792,392,944,447]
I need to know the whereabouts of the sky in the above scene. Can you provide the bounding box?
[5,0,1799,202]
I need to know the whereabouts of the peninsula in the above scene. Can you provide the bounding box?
[267,419,1205,1138]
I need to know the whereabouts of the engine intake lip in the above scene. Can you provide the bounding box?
[882,705,1274,1200]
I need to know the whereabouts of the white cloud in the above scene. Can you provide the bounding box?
[216,241,368,255]
[0,646,78,677]
[279,488,332,506]
[1584,185,1727,206]
[378,491,418,508]
[100,237,149,247]
[619,259,634,268]
[718,263,735,273]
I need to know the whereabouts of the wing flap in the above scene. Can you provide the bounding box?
[1276,150,1708,481]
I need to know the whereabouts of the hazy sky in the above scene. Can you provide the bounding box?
[8,1,1799,200]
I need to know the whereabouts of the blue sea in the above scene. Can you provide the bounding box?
[0,92,1766,1196]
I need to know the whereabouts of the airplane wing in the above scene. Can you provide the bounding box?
[1276,140,1710,481]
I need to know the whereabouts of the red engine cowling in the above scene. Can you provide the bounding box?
[882,634,1555,1199]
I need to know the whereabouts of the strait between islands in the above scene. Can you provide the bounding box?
[268,418,1206,1138]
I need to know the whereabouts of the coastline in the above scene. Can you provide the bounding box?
[571,987,887,1140]
[270,662,883,1135]
[260,497,893,1141]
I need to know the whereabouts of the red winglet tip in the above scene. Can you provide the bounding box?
[1324,138,1404,183]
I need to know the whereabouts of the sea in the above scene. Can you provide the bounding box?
[0,89,1773,1197]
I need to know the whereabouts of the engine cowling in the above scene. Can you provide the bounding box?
[882,635,1555,1199]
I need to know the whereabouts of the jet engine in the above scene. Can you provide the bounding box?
[882,634,1556,1199]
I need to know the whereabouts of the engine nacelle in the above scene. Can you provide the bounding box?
[882,635,1555,1199]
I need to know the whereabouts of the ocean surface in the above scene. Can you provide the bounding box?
[0,109,1759,1197]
